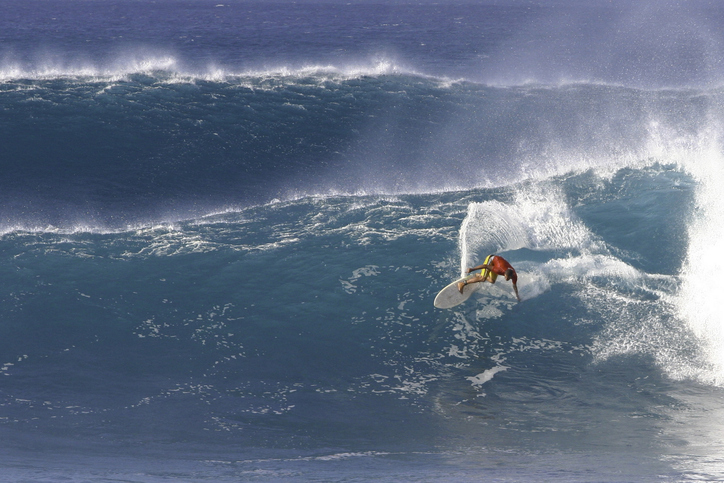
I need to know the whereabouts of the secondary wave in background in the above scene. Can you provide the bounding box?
[0,67,716,228]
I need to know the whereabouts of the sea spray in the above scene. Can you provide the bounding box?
[675,123,724,385]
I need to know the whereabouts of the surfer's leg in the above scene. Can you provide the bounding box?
[458,274,483,293]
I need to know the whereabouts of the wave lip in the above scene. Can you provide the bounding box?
[0,53,181,82]
[0,53,441,85]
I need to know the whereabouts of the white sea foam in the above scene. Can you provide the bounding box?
[0,53,180,82]
[459,182,599,277]
[467,365,508,387]
[671,123,724,385]
[0,53,428,85]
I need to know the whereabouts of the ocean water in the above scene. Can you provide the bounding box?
[3,1,724,481]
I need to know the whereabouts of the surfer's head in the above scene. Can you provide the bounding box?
[505,268,517,283]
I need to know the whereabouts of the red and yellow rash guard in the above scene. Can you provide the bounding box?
[483,255,517,284]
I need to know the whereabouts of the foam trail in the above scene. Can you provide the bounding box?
[458,184,596,276]
[458,200,527,276]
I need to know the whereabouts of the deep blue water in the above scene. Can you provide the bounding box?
[4,1,724,481]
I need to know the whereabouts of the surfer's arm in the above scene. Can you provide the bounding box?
[512,283,521,302]
[466,264,491,274]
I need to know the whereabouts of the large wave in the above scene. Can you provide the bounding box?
[5,56,724,390]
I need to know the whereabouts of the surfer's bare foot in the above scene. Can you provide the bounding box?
[457,281,465,294]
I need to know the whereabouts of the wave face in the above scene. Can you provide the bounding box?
[5,1,724,481]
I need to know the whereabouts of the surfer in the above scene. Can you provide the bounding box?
[458,255,520,302]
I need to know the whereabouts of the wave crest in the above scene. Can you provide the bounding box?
[0,52,437,85]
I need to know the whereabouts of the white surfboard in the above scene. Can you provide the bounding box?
[434,273,484,309]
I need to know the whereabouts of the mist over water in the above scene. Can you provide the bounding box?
[480,1,724,88]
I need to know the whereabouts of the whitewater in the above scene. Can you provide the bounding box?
[4,1,724,481]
